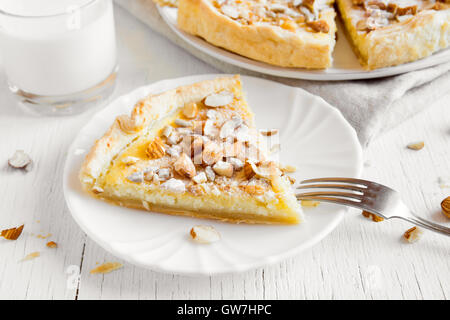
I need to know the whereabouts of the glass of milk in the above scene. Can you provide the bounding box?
[0,0,118,116]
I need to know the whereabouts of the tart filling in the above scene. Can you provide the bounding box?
[80,76,303,224]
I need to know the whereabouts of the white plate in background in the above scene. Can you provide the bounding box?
[158,6,450,81]
[64,74,363,275]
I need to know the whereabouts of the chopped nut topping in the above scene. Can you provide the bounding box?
[162,125,173,138]
[213,161,234,177]
[175,119,192,128]
[46,241,58,248]
[280,164,297,173]
[301,200,320,207]
[190,225,221,244]
[1,224,24,240]
[407,141,424,150]
[174,153,196,178]
[432,2,446,10]
[403,226,423,243]
[183,102,198,119]
[441,196,450,219]
[260,129,279,136]
[161,178,186,193]
[146,137,166,159]
[192,172,208,184]
[127,171,144,183]
[241,184,265,195]
[205,166,216,182]
[122,156,140,166]
[8,150,32,171]
[243,161,256,179]
[204,91,234,107]
[306,20,329,33]
[202,141,223,166]
[362,210,384,222]
[116,115,136,133]
[228,157,244,171]
[90,262,123,274]
[280,19,297,32]
[157,168,171,181]
[365,0,386,10]
[396,5,417,16]
[92,186,104,194]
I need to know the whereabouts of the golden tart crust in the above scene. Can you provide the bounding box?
[177,0,337,69]
[337,0,450,69]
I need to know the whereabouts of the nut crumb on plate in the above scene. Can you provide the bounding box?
[301,200,320,207]
[190,225,221,244]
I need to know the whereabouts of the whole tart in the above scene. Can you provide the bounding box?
[337,0,450,69]
[79,75,303,224]
[177,0,337,69]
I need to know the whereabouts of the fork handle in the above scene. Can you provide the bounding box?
[400,213,450,237]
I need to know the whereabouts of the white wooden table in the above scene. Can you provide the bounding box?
[0,5,449,300]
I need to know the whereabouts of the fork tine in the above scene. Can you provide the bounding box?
[297,183,366,193]
[296,196,364,209]
[301,177,372,186]
[297,191,363,201]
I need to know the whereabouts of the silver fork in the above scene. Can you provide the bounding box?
[296,177,450,237]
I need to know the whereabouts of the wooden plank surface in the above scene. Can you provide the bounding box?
[0,5,449,300]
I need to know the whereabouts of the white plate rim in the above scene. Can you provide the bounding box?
[63,74,364,276]
[157,6,450,81]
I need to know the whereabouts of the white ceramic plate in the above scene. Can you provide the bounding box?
[64,74,363,276]
[158,6,450,81]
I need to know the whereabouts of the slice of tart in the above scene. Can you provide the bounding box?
[337,0,450,69]
[79,75,303,224]
[177,0,337,69]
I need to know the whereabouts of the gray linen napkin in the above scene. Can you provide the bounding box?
[114,0,450,146]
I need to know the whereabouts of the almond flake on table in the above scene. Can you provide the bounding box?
[21,252,40,262]
[8,150,33,171]
[1,224,24,240]
[90,262,123,274]
[46,241,58,248]
[403,227,423,243]
[407,141,424,150]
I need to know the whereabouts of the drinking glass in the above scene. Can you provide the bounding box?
[0,0,118,116]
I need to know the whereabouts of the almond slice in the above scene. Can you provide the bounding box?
[407,141,424,150]
[174,153,196,178]
[1,224,24,240]
[146,137,166,159]
[46,241,58,248]
[182,102,198,119]
[213,161,234,177]
[204,91,234,108]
